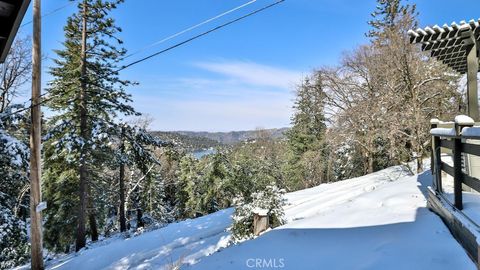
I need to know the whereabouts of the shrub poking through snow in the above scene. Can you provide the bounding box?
[230,185,287,243]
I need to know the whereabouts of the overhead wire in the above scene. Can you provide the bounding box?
[117,0,285,72]
[20,1,75,28]
[122,0,258,60]
[1,0,286,120]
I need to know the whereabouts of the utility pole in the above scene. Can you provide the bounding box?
[30,0,44,268]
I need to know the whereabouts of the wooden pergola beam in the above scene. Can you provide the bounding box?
[432,46,461,58]
[430,40,464,57]
[439,52,465,62]
[409,19,480,119]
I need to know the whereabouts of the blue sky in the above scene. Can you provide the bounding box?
[16,0,480,131]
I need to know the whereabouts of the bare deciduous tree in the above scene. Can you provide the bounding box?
[0,36,32,112]
[320,10,462,175]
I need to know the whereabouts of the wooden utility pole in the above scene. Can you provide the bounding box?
[30,0,44,268]
[76,0,88,251]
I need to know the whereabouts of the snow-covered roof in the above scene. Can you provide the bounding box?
[408,19,480,74]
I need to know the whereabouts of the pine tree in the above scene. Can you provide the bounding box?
[229,155,258,201]
[140,170,170,225]
[154,146,184,220]
[285,75,328,190]
[115,123,166,231]
[367,0,417,40]
[178,151,233,218]
[198,152,232,214]
[228,136,287,199]
[0,106,30,268]
[177,155,200,219]
[44,0,137,251]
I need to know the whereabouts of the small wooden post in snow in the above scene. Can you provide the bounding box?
[253,209,269,236]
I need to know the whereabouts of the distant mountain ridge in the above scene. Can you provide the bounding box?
[175,127,289,145]
[151,128,289,149]
[150,131,221,151]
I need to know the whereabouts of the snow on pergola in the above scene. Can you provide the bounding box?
[408,19,480,120]
[0,0,31,63]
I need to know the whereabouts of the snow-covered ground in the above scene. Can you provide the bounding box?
[40,209,233,270]
[39,166,475,270]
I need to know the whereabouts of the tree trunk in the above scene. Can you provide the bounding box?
[88,212,99,241]
[368,153,374,174]
[364,139,374,174]
[416,140,423,173]
[416,155,423,173]
[119,126,127,232]
[76,0,88,252]
[137,208,144,229]
[87,187,98,242]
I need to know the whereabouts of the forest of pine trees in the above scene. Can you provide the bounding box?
[0,0,468,268]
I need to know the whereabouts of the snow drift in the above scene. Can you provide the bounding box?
[36,166,475,270]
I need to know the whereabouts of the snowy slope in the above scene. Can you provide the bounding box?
[39,166,475,270]
[190,168,475,270]
[40,209,233,270]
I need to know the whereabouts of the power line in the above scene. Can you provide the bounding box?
[1,0,286,120]
[118,0,285,72]
[122,0,258,60]
[4,0,286,119]
[20,2,74,28]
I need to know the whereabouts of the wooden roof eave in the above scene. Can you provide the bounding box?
[0,0,31,63]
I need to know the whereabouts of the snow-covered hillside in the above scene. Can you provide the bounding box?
[39,166,475,270]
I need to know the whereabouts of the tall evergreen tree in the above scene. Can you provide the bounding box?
[156,146,183,219]
[114,123,165,231]
[285,75,328,190]
[178,152,233,217]
[198,152,232,215]
[177,155,200,219]
[44,0,137,251]
[228,134,287,196]
[367,0,417,40]
[0,106,30,268]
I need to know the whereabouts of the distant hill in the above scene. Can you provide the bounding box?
[150,128,289,149]
[150,131,221,151]
[175,127,289,145]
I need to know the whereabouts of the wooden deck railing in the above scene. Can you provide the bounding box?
[430,116,480,210]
